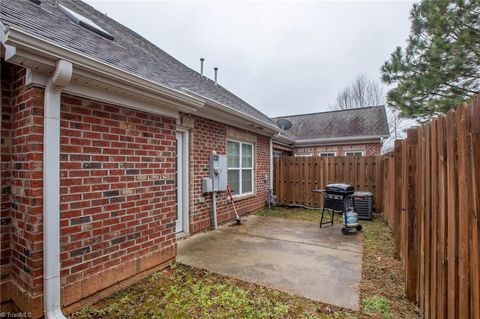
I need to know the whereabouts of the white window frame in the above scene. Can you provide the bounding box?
[227,140,254,197]
[295,153,312,157]
[319,151,336,157]
[344,150,364,156]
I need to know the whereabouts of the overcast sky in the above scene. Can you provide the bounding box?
[85,0,414,117]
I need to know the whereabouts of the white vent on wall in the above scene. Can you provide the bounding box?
[59,4,114,41]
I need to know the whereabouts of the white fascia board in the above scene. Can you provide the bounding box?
[182,88,281,134]
[73,68,196,112]
[25,68,180,119]
[198,107,278,137]
[272,140,294,149]
[2,26,205,110]
[272,133,295,145]
[65,81,180,119]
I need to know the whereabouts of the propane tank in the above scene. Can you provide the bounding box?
[344,207,359,228]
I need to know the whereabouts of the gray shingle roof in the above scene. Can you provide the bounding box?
[0,0,275,126]
[273,106,390,140]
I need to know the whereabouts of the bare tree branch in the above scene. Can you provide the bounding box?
[332,74,385,109]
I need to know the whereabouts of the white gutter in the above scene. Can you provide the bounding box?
[43,60,72,319]
[272,132,295,145]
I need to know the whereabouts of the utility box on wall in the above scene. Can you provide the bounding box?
[202,177,212,193]
[209,154,227,192]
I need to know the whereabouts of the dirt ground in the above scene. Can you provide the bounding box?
[72,207,419,319]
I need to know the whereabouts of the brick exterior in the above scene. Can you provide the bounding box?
[0,60,25,307]
[58,95,177,310]
[185,113,270,234]
[1,60,43,313]
[1,60,271,316]
[294,142,381,156]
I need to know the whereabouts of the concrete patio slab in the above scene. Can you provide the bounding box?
[177,215,363,310]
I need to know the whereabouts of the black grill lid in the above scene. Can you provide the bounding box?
[325,183,354,192]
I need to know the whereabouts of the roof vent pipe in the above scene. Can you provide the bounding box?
[214,67,218,86]
[200,58,204,76]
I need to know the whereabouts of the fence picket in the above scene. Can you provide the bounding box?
[446,109,459,319]
[456,104,470,319]
[469,97,480,319]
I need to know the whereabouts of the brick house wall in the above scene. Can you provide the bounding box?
[185,113,270,234]
[294,142,381,156]
[0,59,23,308]
[0,60,45,313]
[1,59,272,316]
[58,95,177,312]
[1,60,179,317]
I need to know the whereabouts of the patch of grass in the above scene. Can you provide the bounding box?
[72,207,419,319]
[256,206,343,224]
[360,217,419,318]
[362,296,392,319]
[72,264,355,319]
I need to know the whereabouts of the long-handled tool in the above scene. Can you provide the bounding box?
[227,185,242,224]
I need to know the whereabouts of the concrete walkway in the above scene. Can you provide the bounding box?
[177,215,363,310]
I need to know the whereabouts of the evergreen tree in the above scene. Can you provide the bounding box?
[381,0,480,118]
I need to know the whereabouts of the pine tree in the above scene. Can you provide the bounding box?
[381,0,480,118]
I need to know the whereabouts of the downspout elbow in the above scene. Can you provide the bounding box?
[44,60,72,319]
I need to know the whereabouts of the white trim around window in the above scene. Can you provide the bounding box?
[227,140,254,196]
[295,153,312,157]
[344,150,364,156]
[319,151,336,157]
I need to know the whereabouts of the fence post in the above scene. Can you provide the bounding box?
[400,139,408,268]
[405,128,418,302]
[392,141,403,257]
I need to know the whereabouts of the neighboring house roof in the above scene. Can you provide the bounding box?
[0,0,275,128]
[273,106,390,144]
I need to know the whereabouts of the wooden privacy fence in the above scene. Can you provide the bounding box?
[272,97,479,318]
[383,98,480,319]
[273,156,383,211]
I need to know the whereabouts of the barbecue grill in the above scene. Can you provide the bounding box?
[313,183,354,227]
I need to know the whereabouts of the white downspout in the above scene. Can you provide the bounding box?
[43,60,72,319]
[269,138,273,188]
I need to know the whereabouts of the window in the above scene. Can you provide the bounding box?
[319,151,336,157]
[295,153,312,157]
[345,151,364,156]
[273,150,283,158]
[227,141,253,195]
